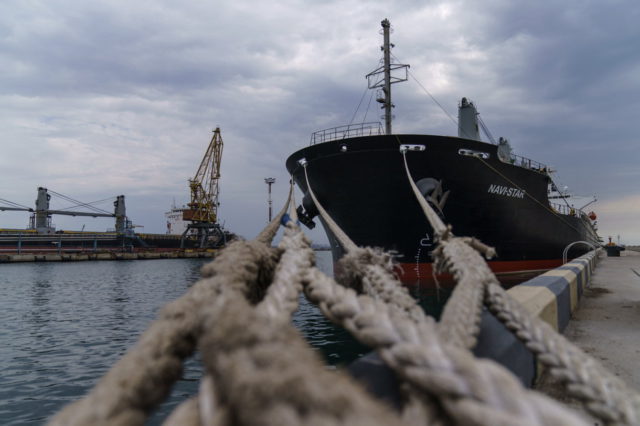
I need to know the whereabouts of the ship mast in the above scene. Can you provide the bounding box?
[381,19,393,134]
[366,19,409,135]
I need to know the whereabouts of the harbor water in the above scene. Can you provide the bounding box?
[0,250,442,425]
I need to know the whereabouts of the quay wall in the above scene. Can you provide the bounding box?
[473,248,602,386]
[0,250,217,263]
[351,249,603,399]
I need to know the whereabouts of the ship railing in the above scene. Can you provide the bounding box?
[136,233,182,240]
[0,234,118,241]
[310,122,383,145]
[550,202,588,219]
[504,153,549,174]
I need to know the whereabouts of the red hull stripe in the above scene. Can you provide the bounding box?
[395,259,564,287]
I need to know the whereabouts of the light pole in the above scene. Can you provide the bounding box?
[264,178,275,222]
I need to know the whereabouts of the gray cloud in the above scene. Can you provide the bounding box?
[1,0,639,243]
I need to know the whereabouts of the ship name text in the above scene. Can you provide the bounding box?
[487,184,526,199]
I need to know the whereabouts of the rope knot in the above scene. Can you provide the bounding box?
[335,247,396,293]
[461,236,497,259]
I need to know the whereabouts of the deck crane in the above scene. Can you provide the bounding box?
[181,127,226,248]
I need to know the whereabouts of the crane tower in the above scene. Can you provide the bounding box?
[181,127,226,248]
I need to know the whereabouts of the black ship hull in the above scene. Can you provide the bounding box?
[286,134,600,288]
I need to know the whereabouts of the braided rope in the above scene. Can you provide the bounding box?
[191,198,403,425]
[433,238,499,350]
[255,182,293,245]
[49,239,281,426]
[303,164,357,252]
[51,196,405,425]
[256,198,314,322]
[298,151,640,424]
[303,266,589,425]
[197,285,401,426]
[397,148,640,424]
[486,281,640,424]
[48,152,640,426]
[292,171,589,423]
[163,397,199,426]
[336,247,429,324]
[166,217,309,426]
[399,147,447,236]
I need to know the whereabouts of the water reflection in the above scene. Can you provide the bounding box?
[30,265,53,327]
[0,251,448,425]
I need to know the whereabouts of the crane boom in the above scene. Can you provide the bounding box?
[183,127,224,224]
[0,207,33,212]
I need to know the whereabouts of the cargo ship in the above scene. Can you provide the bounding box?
[286,19,600,287]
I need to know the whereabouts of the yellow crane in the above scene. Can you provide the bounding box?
[181,127,226,248]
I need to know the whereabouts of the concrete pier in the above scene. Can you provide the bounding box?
[0,250,217,263]
[536,249,640,418]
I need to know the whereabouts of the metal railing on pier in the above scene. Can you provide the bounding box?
[310,122,383,145]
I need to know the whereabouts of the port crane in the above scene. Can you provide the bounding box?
[181,127,226,248]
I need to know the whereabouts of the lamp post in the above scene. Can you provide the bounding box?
[264,178,275,222]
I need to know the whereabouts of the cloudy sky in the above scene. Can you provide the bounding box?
[1,0,639,244]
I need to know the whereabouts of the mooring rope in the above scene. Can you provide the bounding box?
[192,225,402,426]
[303,163,357,252]
[303,160,590,425]
[50,185,402,426]
[49,238,282,425]
[399,145,496,349]
[303,162,427,322]
[304,266,591,425]
[485,281,640,424]
[398,147,640,425]
[49,158,639,425]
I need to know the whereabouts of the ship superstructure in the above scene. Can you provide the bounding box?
[165,203,190,236]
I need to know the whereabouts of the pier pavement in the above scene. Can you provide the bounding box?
[537,248,640,417]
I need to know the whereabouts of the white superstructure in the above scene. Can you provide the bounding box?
[164,203,190,235]
[458,97,481,141]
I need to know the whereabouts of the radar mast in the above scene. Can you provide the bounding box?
[365,19,409,134]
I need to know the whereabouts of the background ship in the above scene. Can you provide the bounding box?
[286,19,600,287]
